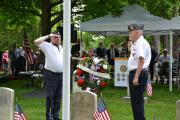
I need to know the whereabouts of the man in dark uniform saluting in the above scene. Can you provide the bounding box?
[128,24,151,120]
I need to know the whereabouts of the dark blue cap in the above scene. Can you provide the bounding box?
[128,24,144,31]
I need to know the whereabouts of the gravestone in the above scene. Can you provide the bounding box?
[71,91,97,120]
[0,87,14,120]
[176,100,180,120]
[72,75,82,92]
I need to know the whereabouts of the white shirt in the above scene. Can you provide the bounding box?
[158,54,173,66]
[128,36,151,71]
[38,42,63,72]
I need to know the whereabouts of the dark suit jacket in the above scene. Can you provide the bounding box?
[106,48,119,65]
[96,47,106,58]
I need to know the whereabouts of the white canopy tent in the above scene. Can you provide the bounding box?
[80,4,177,91]
[171,16,180,34]
[80,4,172,36]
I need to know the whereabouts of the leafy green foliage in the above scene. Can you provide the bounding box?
[79,32,96,50]
[127,0,179,18]
[0,0,41,50]
[78,0,126,21]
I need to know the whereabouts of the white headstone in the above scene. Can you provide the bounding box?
[176,100,180,120]
[71,91,97,120]
[0,87,14,120]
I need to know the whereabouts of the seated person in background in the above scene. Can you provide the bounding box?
[157,48,173,84]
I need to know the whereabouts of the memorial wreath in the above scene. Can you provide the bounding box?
[73,52,111,94]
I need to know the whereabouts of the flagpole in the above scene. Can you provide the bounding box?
[62,0,71,120]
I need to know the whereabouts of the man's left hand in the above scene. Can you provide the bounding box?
[133,78,139,86]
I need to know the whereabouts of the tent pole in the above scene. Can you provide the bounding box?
[169,31,173,92]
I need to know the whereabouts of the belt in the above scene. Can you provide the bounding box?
[129,68,148,73]
[45,69,62,75]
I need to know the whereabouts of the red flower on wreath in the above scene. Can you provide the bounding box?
[100,81,107,87]
[77,78,85,86]
[82,57,86,61]
[76,68,83,76]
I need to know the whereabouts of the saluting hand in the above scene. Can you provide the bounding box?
[49,33,60,38]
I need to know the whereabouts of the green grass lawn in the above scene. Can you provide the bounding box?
[0,79,180,120]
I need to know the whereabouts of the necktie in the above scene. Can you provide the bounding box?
[111,49,114,58]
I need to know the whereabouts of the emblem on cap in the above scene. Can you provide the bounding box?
[128,24,144,31]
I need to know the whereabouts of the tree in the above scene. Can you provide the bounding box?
[0,0,62,35]
[0,0,126,36]
[74,0,125,22]
[128,0,180,18]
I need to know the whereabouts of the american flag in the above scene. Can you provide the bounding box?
[94,97,111,120]
[146,81,152,96]
[23,31,34,65]
[14,104,28,120]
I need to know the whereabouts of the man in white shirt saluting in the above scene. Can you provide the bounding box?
[34,32,63,120]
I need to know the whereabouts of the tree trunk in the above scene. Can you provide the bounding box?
[41,0,51,35]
